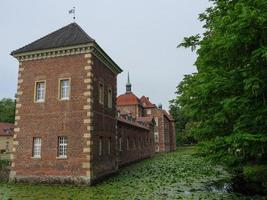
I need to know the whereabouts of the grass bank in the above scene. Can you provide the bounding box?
[0,147,265,199]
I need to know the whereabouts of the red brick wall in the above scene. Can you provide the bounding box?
[90,54,118,180]
[117,119,154,166]
[12,54,89,182]
[117,104,143,117]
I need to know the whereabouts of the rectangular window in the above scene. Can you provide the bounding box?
[108,88,112,108]
[133,138,136,149]
[119,137,122,151]
[99,137,103,156]
[59,79,70,100]
[99,82,104,104]
[155,132,159,142]
[156,145,160,152]
[108,137,111,155]
[126,137,129,151]
[5,141,9,152]
[35,81,45,102]
[58,136,67,158]
[33,137,41,158]
[155,117,159,126]
[146,109,151,115]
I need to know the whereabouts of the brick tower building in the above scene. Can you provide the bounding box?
[10,23,123,184]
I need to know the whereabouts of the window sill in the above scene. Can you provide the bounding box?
[56,156,67,160]
[59,98,70,101]
[34,100,45,103]
[31,156,41,160]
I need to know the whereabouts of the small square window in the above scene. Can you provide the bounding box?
[59,79,70,100]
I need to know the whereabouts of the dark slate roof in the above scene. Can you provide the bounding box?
[12,23,95,55]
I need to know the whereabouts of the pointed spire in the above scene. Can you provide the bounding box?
[126,72,132,93]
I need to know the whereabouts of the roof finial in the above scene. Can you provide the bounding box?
[69,7,76,22]
[126,72,132,93]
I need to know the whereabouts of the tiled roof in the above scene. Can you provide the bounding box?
[117,92,141,106]
[0,122,14,136]
[140,96,156,108]
[11,23,95,55]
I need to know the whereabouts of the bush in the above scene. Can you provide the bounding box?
[0,160,10,170]
[197,132,267,166]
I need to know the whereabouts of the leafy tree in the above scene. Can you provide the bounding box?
[0,98,15,123]
[170,99,196,145]
[172,0,267,164]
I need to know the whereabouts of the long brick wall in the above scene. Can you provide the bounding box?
[117,117,154,167]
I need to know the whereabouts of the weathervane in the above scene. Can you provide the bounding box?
[69,7,76,22]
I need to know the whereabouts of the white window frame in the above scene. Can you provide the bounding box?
[34,81,46,103]
[108,87,112,108]
[59,78,71,100]
[154,132,159,142]
[33,137,41,158]
[155,117,159,126]
[58,136,67,158]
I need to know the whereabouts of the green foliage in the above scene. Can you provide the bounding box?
[0,98,16,123]
[197,133,267,166]
[0,160,10,170]
[171,0,267,164]
[243,165,267,184]
[169,102,196,145]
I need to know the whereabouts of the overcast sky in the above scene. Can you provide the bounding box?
[0,0,210,110]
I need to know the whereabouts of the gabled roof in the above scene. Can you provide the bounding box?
[140,96,156,108]
[0,123,14,136]
[11,23,95,55]
[117,92,141,106]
